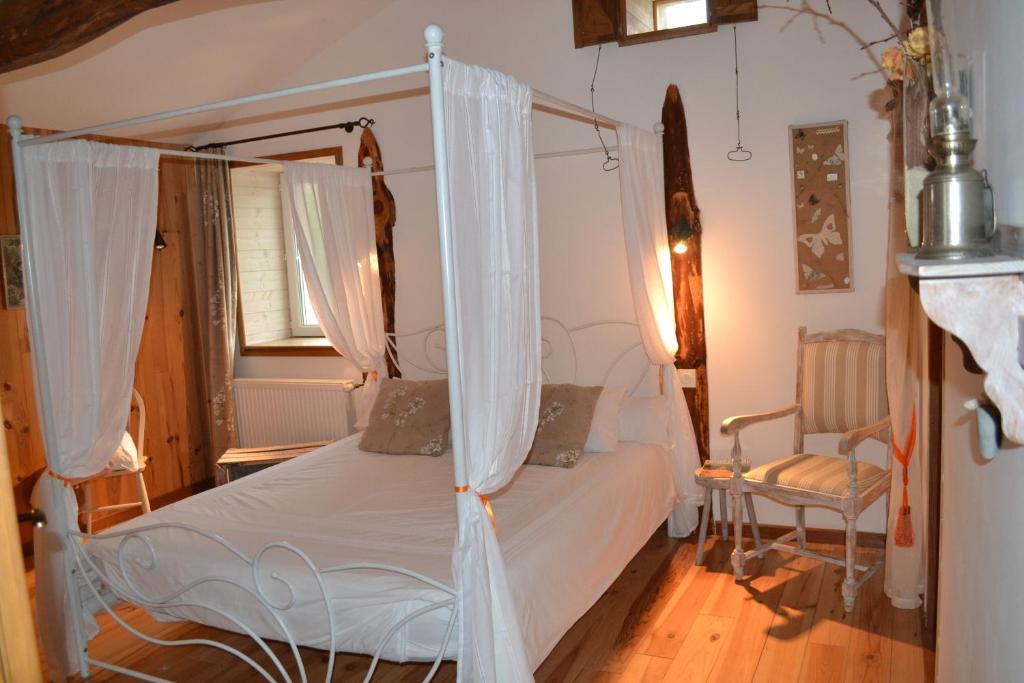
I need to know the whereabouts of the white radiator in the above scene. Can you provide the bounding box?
[233,378,355,448]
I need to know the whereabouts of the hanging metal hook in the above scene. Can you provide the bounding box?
[591,45,619,172]
[726,27,753,162]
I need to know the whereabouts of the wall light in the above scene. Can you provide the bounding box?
[669,214,693,255]
[154,229,167,251]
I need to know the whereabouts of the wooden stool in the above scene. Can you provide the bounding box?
[694,461,761,566]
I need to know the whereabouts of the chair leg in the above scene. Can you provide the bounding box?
[135,470,152,514]
[842,514,858,613]
[83,480,94,534]
[796,506,807,550]
[744,493,762,548]
[696,487,712,566]
[730,486,745,581]
[718,488,729,540]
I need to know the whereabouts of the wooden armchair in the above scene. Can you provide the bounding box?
[722,328,891,613]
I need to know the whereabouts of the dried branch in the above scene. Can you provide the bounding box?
[860,33,900,50]
[760,2,884,77]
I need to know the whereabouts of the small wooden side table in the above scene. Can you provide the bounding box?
[694,461,762,566]
[217,441,330,484]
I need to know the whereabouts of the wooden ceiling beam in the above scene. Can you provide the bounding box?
[0,0,179,74]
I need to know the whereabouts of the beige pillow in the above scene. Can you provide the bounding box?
[526,384,603,468]
[359,378,450,456]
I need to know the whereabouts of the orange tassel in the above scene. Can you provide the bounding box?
[895,504,914,547]
[892,406,917,548]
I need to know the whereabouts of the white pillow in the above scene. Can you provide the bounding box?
[618,395,671,447]
[584,386,626,452]
[108,432,141,471]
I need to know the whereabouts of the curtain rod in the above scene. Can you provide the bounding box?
[193,117,375,151]
[76,143,619,177]
[17,62,430,147]
[15,64,627,149]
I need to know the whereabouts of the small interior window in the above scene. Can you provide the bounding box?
[655,0,708,30]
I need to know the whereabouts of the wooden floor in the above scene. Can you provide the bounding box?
[55,530,933,682]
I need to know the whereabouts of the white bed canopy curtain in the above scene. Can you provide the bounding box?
[282,162,387,429]
[617,124,702,537]
[4,22,702,681]
[441,58,542,682]
[17,139,161,679]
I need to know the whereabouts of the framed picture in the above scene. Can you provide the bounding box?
[789,120,853,293]
[1,235,25,309]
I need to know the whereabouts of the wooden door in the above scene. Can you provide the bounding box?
[0,400,42,683]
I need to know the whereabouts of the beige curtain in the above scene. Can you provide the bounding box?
[883,82,929,609]
[190,153,239,472]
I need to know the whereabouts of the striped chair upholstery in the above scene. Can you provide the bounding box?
[800,338,887,440]
[745,453,888,497]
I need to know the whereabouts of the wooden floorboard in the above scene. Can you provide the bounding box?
[49,531,932,683]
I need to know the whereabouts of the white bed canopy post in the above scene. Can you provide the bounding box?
[424,26,471,512]
[5,115,92,679]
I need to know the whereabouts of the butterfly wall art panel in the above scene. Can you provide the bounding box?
[789,120,853,293]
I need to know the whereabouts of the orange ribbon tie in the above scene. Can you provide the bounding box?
[891,405,917,547]
[454,485,497,532]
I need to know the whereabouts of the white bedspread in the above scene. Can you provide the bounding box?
[87,434,676,668]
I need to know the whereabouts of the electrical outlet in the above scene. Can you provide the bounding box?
[677,368,697,388]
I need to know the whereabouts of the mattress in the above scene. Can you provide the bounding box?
[87,434,676,668]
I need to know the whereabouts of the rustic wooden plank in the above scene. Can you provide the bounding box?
[843,568,892,683]
[662,84,709,464]
[639,541,729,659]
[0,0,178,74]
[358,128,399,378]
[808,564,856,647]
[890,608,933,683]
[662,613,734,681]
[707,551,791,682]
[800,643,848,683]
[752,555,826,682]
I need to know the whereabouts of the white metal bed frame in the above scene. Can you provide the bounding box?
[7,24,655,682]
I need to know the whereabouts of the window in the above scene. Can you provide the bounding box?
[654,0,708,30]
[231,147,342,355]
[280,184,322,337]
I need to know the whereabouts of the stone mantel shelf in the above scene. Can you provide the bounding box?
[898,253,1024,445]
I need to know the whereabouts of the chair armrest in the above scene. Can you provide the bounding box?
[721,404,800,436]
[839,416,891,456]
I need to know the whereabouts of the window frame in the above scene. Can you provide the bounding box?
[231,146,343,357]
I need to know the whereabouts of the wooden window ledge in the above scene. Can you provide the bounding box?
[241,337,339,357]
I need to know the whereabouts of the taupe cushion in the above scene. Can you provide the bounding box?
[359,379,450,456]
[744,453,888,497]
[801,338,888,440]
[526,384,602,468]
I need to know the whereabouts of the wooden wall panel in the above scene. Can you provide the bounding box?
[0,126,210,551]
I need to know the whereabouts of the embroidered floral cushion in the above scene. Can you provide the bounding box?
[526,384,603,468]
[359,378,450,456]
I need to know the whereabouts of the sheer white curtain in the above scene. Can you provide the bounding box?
[282,163,386,429]
[21,140,160,679]
[444,59,541,681]
[617,124,701,537]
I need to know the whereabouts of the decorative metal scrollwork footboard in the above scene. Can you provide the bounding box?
[68,524,456,683]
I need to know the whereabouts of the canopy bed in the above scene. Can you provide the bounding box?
[8,25,701,682]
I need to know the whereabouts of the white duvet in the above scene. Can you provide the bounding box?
[88,434,676,669]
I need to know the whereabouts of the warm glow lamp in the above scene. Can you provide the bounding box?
[668,214,693,255]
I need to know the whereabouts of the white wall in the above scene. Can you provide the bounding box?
[0,0,900,530]
[932,1,1024,681]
